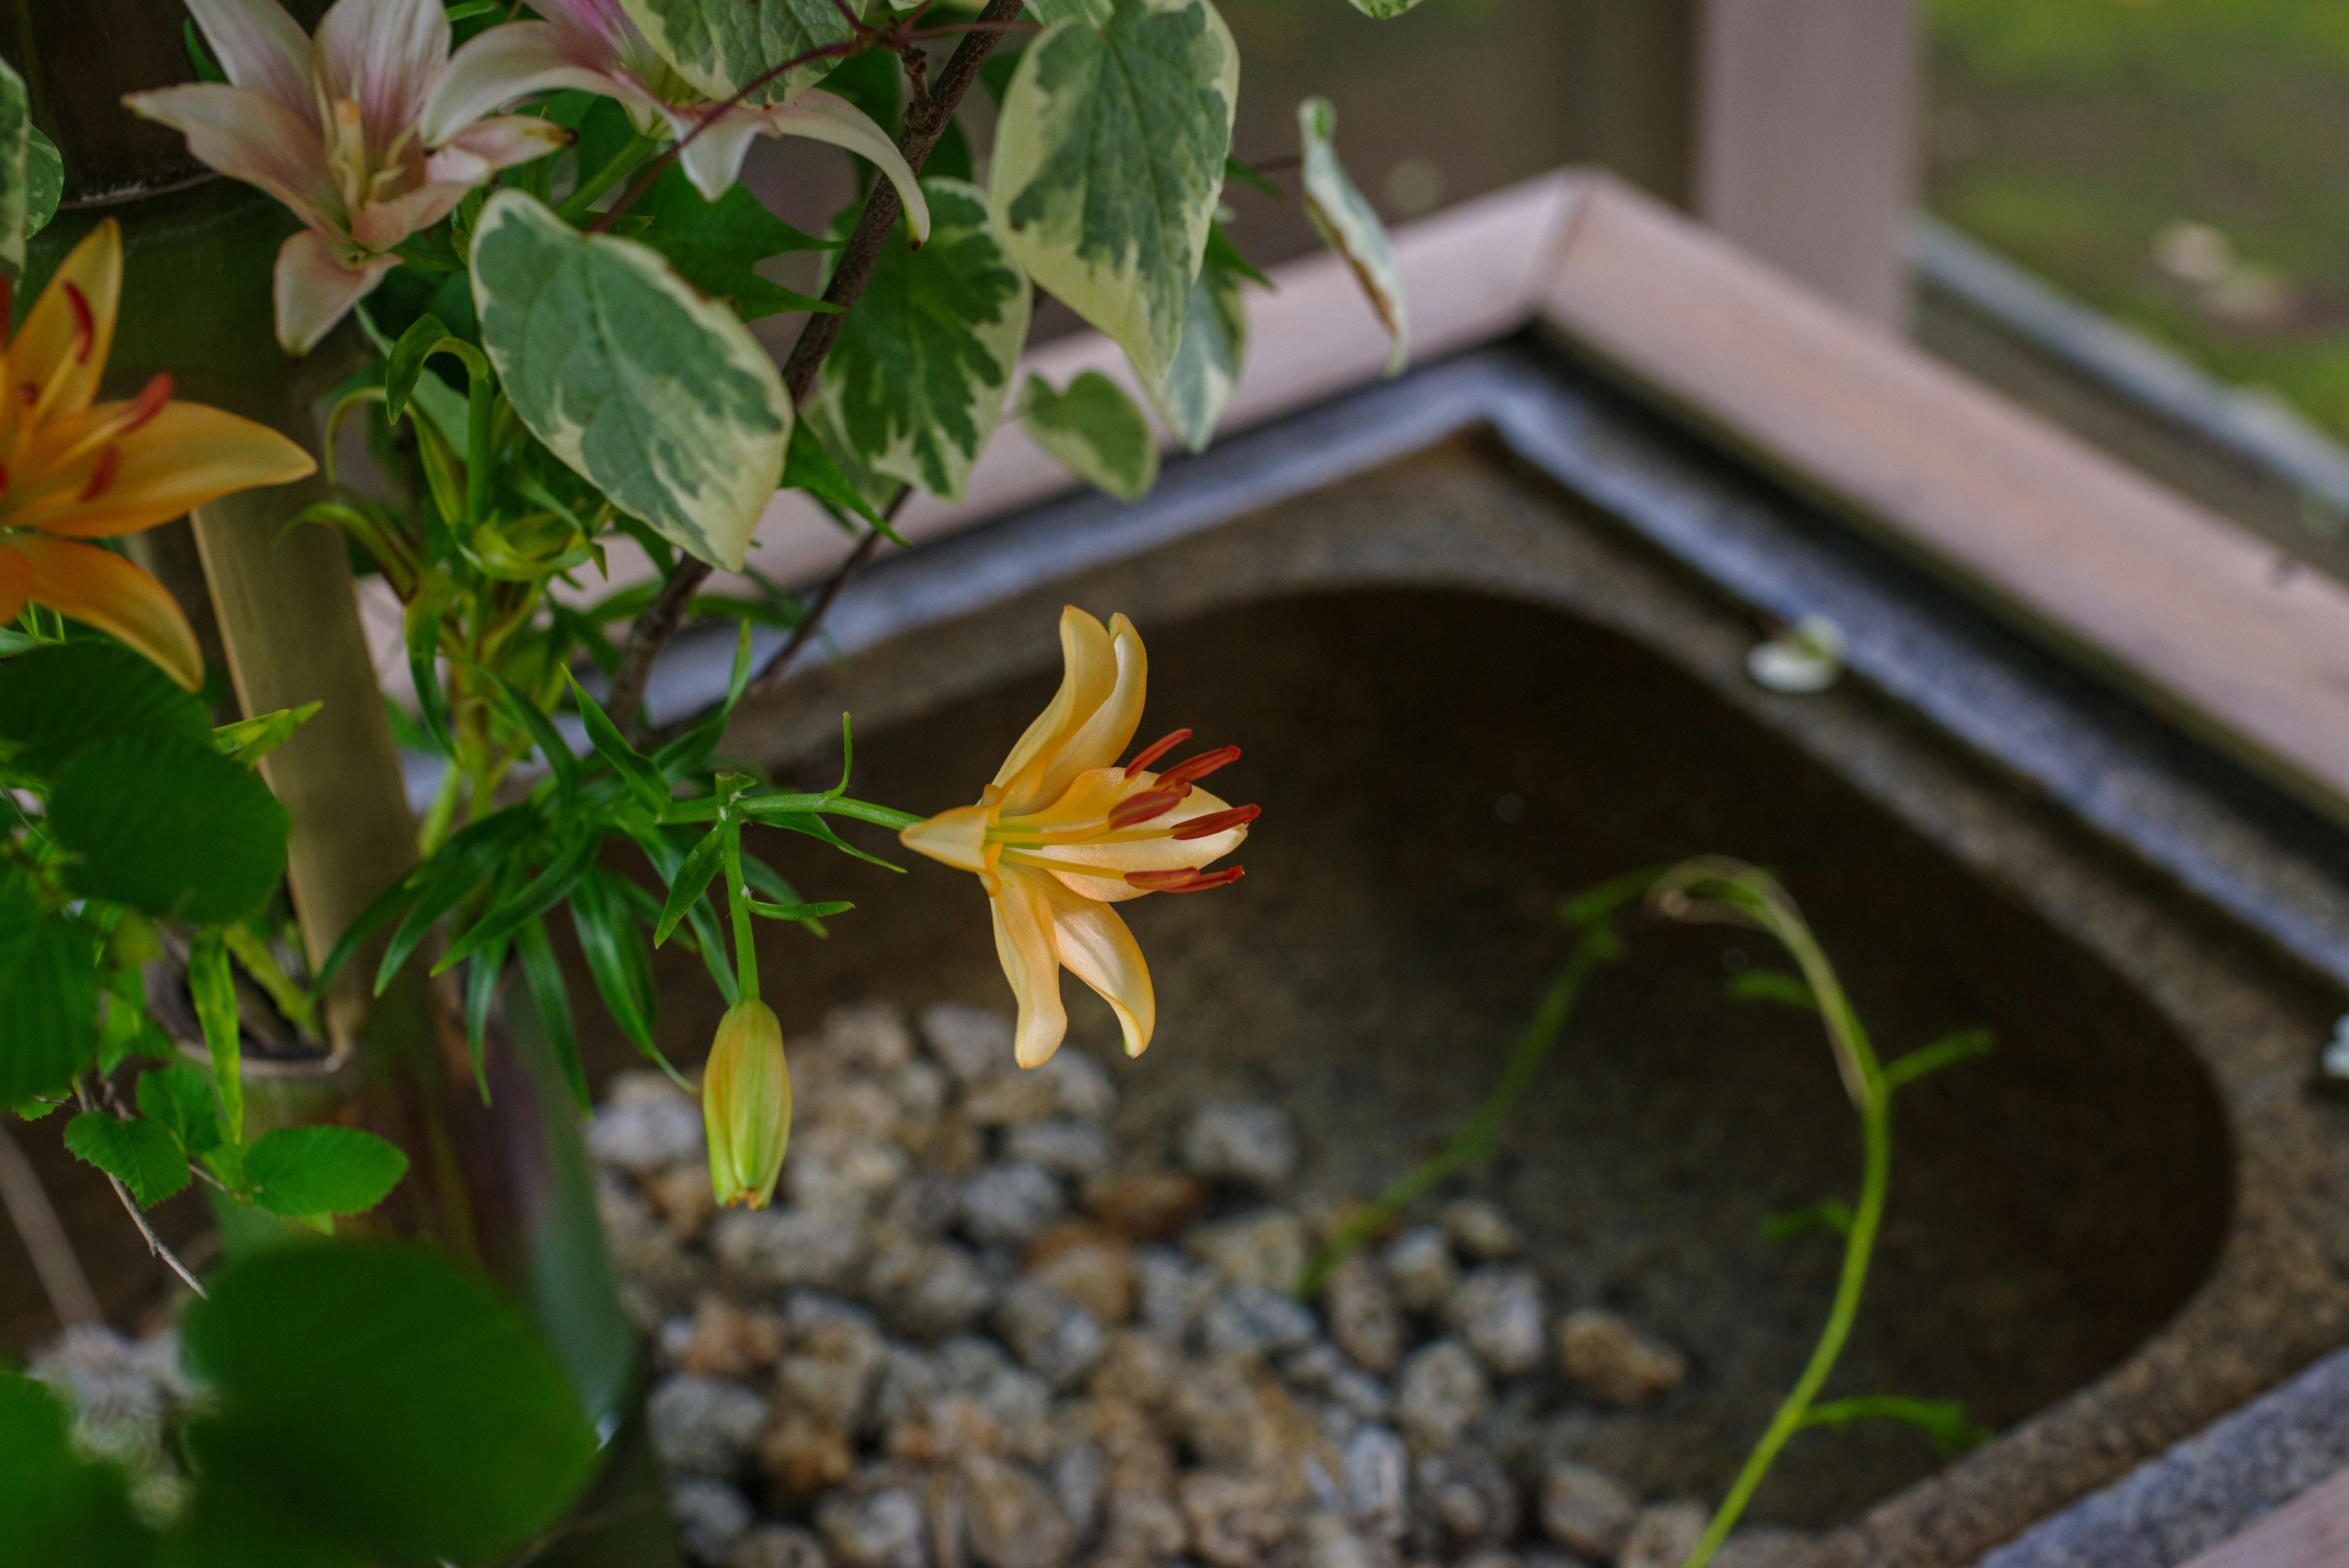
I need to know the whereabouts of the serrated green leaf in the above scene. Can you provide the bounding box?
[0,58,29,278]
[0,878,98,1105]
[1140,247,1247,452]
[1299,95,1408,375]
[50,737,290,924]
[618,0,866,106]
[64,1112,188,1208]
[137,1062,221,1156]
[243,1126,409,1217]
[990,0,1238,379]
[636,166,838,322]
[188,931,243,1148]
[473,191,790,573]
[811,179,1030,502]
[0,641,211,777]
[1020,371,1159,500]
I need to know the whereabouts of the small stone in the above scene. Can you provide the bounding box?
[1199,1284,1318,1356]
[678,1298,786,1378]
[1447,1269,1546,1378]
[733,1525,831,1568]
[1048,1440,1107,1540]
[1712,1526,1816,1568]
[1380,1228,1458,1315]
[1179,1473,1293,1568]
[995,1280,1107,1389]
[1441,1201,1522,1261]
[1039,1051,1117,1120]
[1302,1512,1386,1568]
[1005,1120,1113,1181]
[779,1296,886,1429]
[1084,1172,1208,1242]
[922,1003,1015,1082]
[1326,1255,1405,1373]
[1134,1247,1218,1339]
[825,1001,915,1072]
[647,1161,721,1238]
[879,1172,965,1238]
[937,1337,1054,1461]
[789,1134,911,1216]
[1025,1229,1136,1325]
[1327,1369,1392,1424]
[1187,1209,1309,1294]
[1620,1502,1710,1568]
[713,1208,861,1292]
[1556,1310,1688,1409]
[600,1173,707,1328]
[892,1060,950,1131]
[1453,1553,1523,1568]
[1341,1425,1409,1537]
[1181,1102,1299,1187]
[761,1407,856,1497]
[961,1453,1077,1568]
[963,1073,1064,1128]
[1088,1329,1181,1407]
[1393,1341,1490,1452]
[1100,1487,1190,1560]
[672,1477,755,1564]
[1280,1340,1348,1391]
[962,1164,1066,1246]
[588,1083,705,1173]
[1419,1449,1521,1551]
[1170,1357,1285,1471]
[868,1241,1000,1342]
[648,1375,768,1477]
[817,1486,929,1568]
[886,1393,1009,1464]
[1537,1460,1637,1560]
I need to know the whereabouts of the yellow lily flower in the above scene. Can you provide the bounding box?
[0,221,317,689]
[901,607,1255,1070]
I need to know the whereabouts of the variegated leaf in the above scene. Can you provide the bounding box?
[810,179,1031,503]
[0,58,29,279]
[472,191,790,572]
[1021,371,1159,501]
[1142,247,1247,452]
[989,0,1239,379]
[1348,0,1427,15]
[619,0,865,106]
[1299,96,1408,375]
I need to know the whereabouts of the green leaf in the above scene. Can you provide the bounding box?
[1223,152,1282,199]
[383,313,488,426]
[1726,968,1819,1011]
[747,897,853,921]
[479,664,581,801]
[618,0,866,106]
[811,179,1031,502]
[0,877,98,1105]
[636,165,838,321]
[629,827,738,1003]
[990,0,1239,378]
[0,641,211,777]
[1141,236,1248,452]
[1299,95,1408,375]
[26,129,60,240]
[654,823,730,945]
[243,1126,409,1217]
[462,943,506,1098]
[1346,0,1425,13]
[781,416,886,530]
[188,931,243,1147]
[362,811,536,995]
[472,190,791,572]
[435,831,599,976]
[0,1375,156,1567]
[0,58,29,278]
[1760,1197,1854,1243]
[568,671,667,813]
[1029,0,1113,21]
[1885,1028,1995,1091]
[180,1241,599,1564]
[65,1112,189,1206]
[514,916,589,1110]
[1798,1395,1994,1457]
[138,1061,222,1156]
[212,703,321,768]
[570,869,677,1079]
[48,736,291,924]
[221,924,319,1042]
[1021,370,1159,500]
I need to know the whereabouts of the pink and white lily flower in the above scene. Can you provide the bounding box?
[126,0,573,355]
[422,0,930,240]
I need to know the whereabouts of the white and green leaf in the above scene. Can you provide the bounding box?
[0,58,30,279]
[619,0,864,106]
[1347,0,1427,15]
[27,128,59,240]
[1020,371,1159,501]
[809,179,1031,503]
[1299,95,1408,376]
[989,0,1239,379]
[472,191,790,573]
[1141,240,1248,451]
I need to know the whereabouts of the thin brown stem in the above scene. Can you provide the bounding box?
[746,495,900,699]
[607,0,1025,735]
[73,1082,209,1302]
[0,1121,102,1327]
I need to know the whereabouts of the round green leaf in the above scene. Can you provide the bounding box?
[49,735,289,923]
[0,874,99,1105]
[63,1112,190,1208]
[0,641,210,778]
[0,1375,156,1567]
[243,1126,409,1217]
[180,1242,599,1565]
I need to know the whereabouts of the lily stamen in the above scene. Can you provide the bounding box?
[1124,728,1193,777]
[1156,745,1241,788]
[1124,866,1246,893]
[1170,804,1260,841]
[1107,789,1186,830]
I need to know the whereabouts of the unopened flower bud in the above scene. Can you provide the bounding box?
[703,999,791,1210]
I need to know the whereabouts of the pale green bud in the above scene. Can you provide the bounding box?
[703,999,791,1209]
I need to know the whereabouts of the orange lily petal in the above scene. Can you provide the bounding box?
[9,401,316,538]
[0,544,29,625]
[1042,877,1156,1058]
[1043,612,1147,795]
[10,221,122,425]
[9,535,203,689]
[992,867,1069,1069]
[993,606,1118,815]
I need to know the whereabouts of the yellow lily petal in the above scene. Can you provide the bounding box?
[1043,612,1147,793]
[900,801,995,874]
[10,222,122,425]
[0,543,30,625]
[993,606,1117,814]
[1012,782,1247,878]
[992,867,1069,1069]
[8,401,316,538]
[9,535,203,689]
[1042,877,1156,1058]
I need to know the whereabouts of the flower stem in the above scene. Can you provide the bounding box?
[721,822,758,1005]
[554,131,662,225]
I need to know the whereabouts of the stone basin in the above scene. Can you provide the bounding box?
[635,343,2349,1565]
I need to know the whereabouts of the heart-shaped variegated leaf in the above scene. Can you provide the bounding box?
[1300,97,1408,376]
[472,191,790,573]
[619,0,864,106]
[1143,243,1249,452]
[0,58,30,278]
[1022,371,1159,501]
[810,179,1031,503]
[989,0,1238,380]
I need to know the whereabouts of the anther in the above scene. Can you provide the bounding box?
[1155,745,1241,788]
[1124,728,1193,777]
[1124,866,1245,893]
[119,373,173,434]
[78,446,119,502]
[63,283,94,363]
[1170,804,1259,841]
[1107,789,1184,830]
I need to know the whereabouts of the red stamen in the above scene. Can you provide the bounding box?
[78,446,119,502]
[0,462,12,494]
[1125,866,1245,894]
[0,276,14,347]
[1123,727,1193,777]
[1156,745,1241,788]
[17,383,35,406]
[63,282,94,363]
[1170,804,1260,841]
[1107,788,1184,830]
[119,372,173,433]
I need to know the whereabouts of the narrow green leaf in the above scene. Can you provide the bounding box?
[244,1126,410,1217]
[64,1112,188,1208]
[51,736,289,924]
[755,809,905,872]
[654,825,729,946]
[566,671,667,813]
[478,664,581,801]
[1299,95,1408,375]
[473,190,790,572]
[1885,1028,1995,1091]
[0,878,98,1105]
[384,313,489,426]
[746,897,853,921]
[1760,1197,1854,1243]
[136,1062,221,1156]
[1223,152,1282,198]
[990,0,1239,378]
[1020,371,1159,501]
[628,827,740,1003]
[435,833,599,975]
[513,916,588,1112]
[1797,1395,1994,1457]
[189,932,243,1146]
[462,943,507,1100]
[1142,237,1248,452]
[221,924,319,1041]
[405,596,454,757]
[1726,968,1819,1011]
[620,0,865,106]
[568,868,666,1069]
[212,702,322,768]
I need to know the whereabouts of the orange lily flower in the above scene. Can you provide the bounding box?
[0,221,317,689]
[900,608,1255,1069]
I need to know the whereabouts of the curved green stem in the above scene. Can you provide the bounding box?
[554,131,663,226]
[721,823,757,1005]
